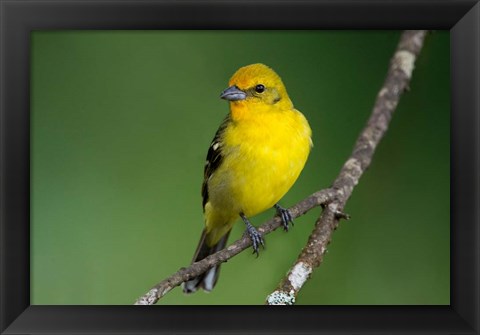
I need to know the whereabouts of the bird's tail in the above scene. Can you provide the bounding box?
[183,228,231,293]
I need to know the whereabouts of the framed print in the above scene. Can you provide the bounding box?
[1,0,479,334]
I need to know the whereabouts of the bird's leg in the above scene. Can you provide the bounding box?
[274,203,294,231]
[240,213,264,256]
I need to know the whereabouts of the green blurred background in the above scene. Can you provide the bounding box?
[31,30,449,305]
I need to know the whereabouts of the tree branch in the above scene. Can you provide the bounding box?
[265,30,428,305]
[135,30,427,306]
[134,188,338,305]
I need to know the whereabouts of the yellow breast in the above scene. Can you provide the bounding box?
[208,105,312,218]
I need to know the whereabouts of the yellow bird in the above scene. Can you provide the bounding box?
[183,63,312,293]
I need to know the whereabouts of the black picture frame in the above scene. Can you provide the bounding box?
[1,0,478,334]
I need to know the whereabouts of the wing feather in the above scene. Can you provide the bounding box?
[202,115,231,209]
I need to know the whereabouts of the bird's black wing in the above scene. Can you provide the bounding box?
[202,115,231,209]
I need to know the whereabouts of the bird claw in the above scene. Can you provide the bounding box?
[275,204,294,231]
[245,224,264,257]
[240,213,264,256]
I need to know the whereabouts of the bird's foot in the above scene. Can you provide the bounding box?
[274,204,294,231]
[240,213,264,256]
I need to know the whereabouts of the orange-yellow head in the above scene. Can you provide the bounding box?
[220,63,293,111]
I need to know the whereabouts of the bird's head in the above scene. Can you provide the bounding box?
[220,63,293,111]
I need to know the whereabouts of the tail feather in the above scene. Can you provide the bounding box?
[183,229,230,293]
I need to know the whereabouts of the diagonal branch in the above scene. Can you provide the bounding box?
[134,188,338,305]
[135,30,427,306]
[266,30,428,305]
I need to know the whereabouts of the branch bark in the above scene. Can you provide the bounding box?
[135,30,427,306]
[134,188,338,305]
[266,30,428,305]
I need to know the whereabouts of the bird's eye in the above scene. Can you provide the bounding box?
[255,84,265,93]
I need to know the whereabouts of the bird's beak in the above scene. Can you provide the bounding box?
[220,85,246,101]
